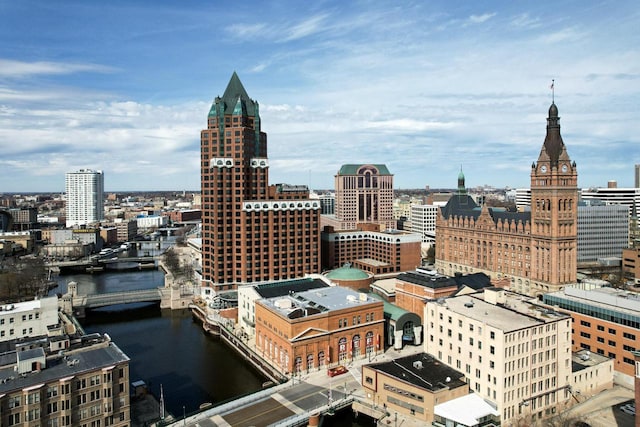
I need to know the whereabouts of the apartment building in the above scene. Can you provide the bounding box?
[409,204,439,246]
[0,336,130,427]
[425,288,572,424]
[65,169,104,228]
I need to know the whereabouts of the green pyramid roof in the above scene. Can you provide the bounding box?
[337,164,391,176]
[209,72,258,117]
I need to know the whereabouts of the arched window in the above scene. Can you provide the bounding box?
[338,337,348,363]
[306,354,314,371]
[365,332,374,356]
[352,335,361,358]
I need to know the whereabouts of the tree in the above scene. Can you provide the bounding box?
[163,248,181,275]
[0,256,48,302]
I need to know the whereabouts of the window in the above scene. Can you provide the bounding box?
[623,332,636,340]
[580,332,591,338]
[580,320,591,327]
[490,331,495,339]
[490,345,495,355]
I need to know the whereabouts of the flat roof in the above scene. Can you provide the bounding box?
[366,352,466,392]
[545,284,640,316]
[254,277,330,299]
[434,291,568,332]
[259,286,381,318]
[571,349,612,372]
[434,393,499,425]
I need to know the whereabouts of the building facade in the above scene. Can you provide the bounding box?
[321,225,421,276]
[200,73,321,293]
[362,353,469,424]
[410,204,438,246]
[0,297,60,342]
[424,288,572,424]
[542,283,640,377]
[65,169,104,228]
[322,164,395,231]
[255,286,384,374]
[436,103,578,297]
[0,338,130,427]
[577,204,629,264]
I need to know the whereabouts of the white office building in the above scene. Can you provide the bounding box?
[0,297,60,342]
[65,169,104,228]
[410,204,439,245]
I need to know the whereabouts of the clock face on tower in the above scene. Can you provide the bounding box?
[540,165,547,173]
[562,164,568,172]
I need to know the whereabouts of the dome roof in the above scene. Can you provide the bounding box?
[326,264,370,280]
[549,102,558,117]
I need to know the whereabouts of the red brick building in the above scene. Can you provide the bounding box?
[436,103,578,297]
[200,73,321,292]
[255,286,384,374]
[321,224,421,276]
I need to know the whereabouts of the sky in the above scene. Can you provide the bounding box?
[0,0,638,193]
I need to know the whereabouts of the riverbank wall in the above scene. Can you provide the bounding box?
[189,304,288,385]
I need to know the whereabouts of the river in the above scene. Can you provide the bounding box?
[52,268,373,426]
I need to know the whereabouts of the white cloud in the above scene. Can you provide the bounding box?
[468,13,496,24]
[0,59,114,78]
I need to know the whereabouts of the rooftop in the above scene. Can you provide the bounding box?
[365,352,466,392]
[259,286,381,319]
[253,277,330,299]
[0,341,129,393]
[434,290,569,332]
[571,349,612,372]
[434,393,500,425]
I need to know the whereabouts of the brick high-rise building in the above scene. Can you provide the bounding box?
[436,103,578,297]
[200,73,321,293]
[322,164,395,231]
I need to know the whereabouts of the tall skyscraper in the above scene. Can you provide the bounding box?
[436,103,578,296]
[635,164,640,188]
[200,73,320,292]
[322,164,396,231]
[65,169,104,228]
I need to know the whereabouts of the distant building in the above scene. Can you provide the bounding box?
[136,215,167,229]
[361,352,470,425]
[425,288,573,424]
[577,204,629,264]
[322,164,396,231]
[635,164,640,188]
[8,207,37,231]
[255,286,384,374]
[409,204,439,246]
[65,169,104,228]
[436,103,578,297]
[542,283,640,377]
[580,185,640,218]
[623,248,640,284]
[321,224,421,276]
[318,193,335,215]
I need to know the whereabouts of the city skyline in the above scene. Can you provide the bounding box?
[1,0,638,192]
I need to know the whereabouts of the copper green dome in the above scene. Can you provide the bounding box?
[326,264,370,280]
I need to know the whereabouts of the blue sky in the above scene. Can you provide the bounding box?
[1,0,638,193]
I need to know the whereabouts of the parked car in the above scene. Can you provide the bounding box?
[327,365,348,377]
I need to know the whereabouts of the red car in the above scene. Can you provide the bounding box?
[327,365,348,377]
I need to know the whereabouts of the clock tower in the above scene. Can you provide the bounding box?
[530,102,578,292]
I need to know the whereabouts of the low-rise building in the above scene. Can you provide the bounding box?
[623,247,640,285]
[362,352,469,424]
[570,349,614,400]
[0,297,60,343]
[255,286,384,375]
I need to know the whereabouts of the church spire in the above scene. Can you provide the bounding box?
[457,166,466,195]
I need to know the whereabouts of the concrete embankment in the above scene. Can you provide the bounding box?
[189,304,287,385]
